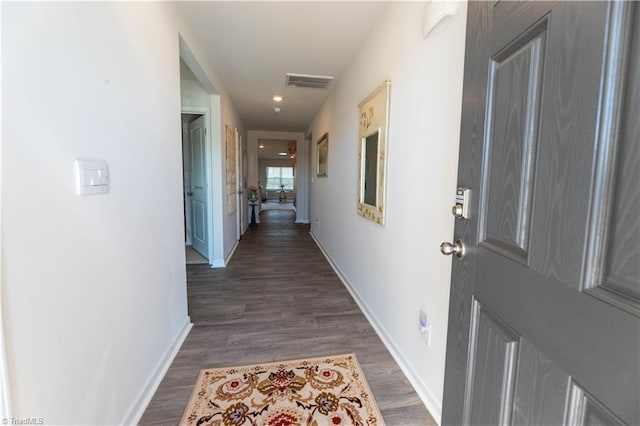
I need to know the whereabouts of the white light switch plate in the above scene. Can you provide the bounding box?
[75,159,109,195]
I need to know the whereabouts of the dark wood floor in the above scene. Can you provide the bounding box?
[140,210,435,425]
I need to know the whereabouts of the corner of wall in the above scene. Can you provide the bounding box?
[123,319,193,425]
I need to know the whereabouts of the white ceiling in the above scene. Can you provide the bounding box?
[257,139,296,159]
[174,1,389,132]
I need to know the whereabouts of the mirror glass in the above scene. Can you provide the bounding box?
[363,132,379,206]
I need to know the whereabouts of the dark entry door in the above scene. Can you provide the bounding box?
[442,2,639,425]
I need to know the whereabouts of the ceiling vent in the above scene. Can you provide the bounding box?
[286,73,334,89]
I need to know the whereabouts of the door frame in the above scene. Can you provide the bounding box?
[181,113,203,247]
[181,106,213,266]
[235,128,243,240]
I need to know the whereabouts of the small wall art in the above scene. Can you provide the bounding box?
[316,132,328,177]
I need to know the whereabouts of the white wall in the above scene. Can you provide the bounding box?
[180,60,210,108]
[307,2,467,422]
[0,4,10,419]
[1,3,193,423]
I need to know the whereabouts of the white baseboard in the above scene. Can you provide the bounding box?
[209,259,225,268]
[122,318,193,425]
[209,240,239,268]
[309,231,443,424]
[225,240,239,266]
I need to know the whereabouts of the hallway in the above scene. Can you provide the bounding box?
[140,210,435,425]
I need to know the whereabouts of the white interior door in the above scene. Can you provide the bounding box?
[189,116,208,259]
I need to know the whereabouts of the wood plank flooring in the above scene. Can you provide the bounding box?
[140,210,435,425]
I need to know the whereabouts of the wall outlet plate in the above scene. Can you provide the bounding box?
[419,309,431,346]
[419,309,428,331]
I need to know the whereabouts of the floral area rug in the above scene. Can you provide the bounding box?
[180,353,384,426]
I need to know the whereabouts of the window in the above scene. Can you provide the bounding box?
[266,167,294,190]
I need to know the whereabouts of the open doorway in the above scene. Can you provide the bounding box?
[182,113,209,265]
[257,139,297,216]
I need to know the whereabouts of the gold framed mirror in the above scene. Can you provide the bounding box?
[316,133,328,177]
[357,80,391,225]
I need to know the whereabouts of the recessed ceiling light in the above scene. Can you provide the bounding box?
[259,145,265,149]
[272,95,283,102]
[278,152,287,156]
[274,107,281,113]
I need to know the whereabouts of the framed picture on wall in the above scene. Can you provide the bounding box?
[316,133,328,177]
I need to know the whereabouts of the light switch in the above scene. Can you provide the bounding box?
[75,159,109,195]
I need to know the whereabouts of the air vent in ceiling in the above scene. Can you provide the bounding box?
[286,73,334,89]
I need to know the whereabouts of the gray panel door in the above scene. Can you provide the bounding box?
[442,2,639,425]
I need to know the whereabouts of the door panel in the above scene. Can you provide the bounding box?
[476,250,638,420]
[567,383,625,426]
[512,339,568,426]
[442,2,640,425]
[189,116,208,258]
[491,2,556,55]
[480,21,545,262]
[466,300,519,426]
[193,199,206,242]
[528,3,609,289]
[591,5,640,309]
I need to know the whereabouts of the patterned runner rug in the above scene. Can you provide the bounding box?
[180,353,384,426]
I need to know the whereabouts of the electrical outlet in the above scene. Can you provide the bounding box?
[419,309,431,347]
[315,217,320,227]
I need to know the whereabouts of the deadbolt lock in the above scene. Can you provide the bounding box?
[452,187,471,219]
